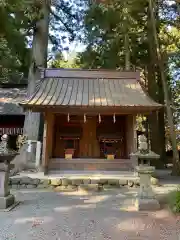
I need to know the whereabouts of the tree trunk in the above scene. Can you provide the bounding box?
[124,33,130,70]
[157,68,166,164]
[123,3,130,71]
[147,5,162,166]
[176,1,180,18]
[23,1,50,166]
[148,0,180,175]
[146,0,166,167]
[147,64,162,167]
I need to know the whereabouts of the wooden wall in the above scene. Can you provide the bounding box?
[52,114,127,159]
[42,112,55,173]
[97,116,127,158]
[126,115,134,156]
[53,115,81,158]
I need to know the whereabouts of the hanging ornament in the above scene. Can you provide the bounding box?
[99,114,101,123]
[67,113,70,122]
[84,114,86,123]
[113,113,116,123]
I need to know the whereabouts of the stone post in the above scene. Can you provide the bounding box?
[0,134,19,209]
[0,162,15,209]
[35,141,41,168]
[135,165,160,210]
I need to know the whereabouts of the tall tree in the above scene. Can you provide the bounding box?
[0,0,31,82]
[22,0,85,141]
[23,0,50,141]
[1,0,85,168]
[146,0,166,167]
[148,0,180,174]
[78,0,179,169]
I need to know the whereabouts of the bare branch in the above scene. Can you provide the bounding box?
[50,8,74,35]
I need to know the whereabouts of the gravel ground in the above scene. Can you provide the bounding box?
[0,188,180,240]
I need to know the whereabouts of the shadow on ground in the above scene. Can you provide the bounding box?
[0,188,179,240]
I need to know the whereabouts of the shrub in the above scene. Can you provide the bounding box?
[168,188,180,213]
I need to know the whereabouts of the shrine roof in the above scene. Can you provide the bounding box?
[0,85,27,115]
[20,68,162,113]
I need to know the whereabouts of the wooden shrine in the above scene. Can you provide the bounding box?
[20,69,162,173]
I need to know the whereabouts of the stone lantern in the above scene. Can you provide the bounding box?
[0,134,18,209]
[130,134,160,211]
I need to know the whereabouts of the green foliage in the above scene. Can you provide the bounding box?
[0,0,86,82]
[78,0,180,150]
[79,0,179,69]
[78,0,149,69]
[168,188,180,213]
[49,0,86,54]
[50,52,80,69]
[0,37,29,83]
[135,115,147,132]
[0,0,30,81]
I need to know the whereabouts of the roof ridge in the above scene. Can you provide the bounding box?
[43,68,140,80]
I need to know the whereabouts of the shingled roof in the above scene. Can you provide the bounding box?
[0,86,27,115]
[20,69,162,113]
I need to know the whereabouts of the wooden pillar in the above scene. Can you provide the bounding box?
[42,112,54,174]
[133,115,138,152]
[80,117,100,158]
[126,114,138,170]
[126,115,137,156]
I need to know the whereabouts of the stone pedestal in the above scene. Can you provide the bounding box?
[135,165,160,211]
[0,163,15,209]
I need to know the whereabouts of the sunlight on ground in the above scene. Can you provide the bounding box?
[54,204,96,212]
[57,190,91,196]
[14,216,54,224]
[83,195,110,203]
[118,206,137,212]
[74,204,96,209]
[149,209,174,220]
[58,192,114,203]
[116,192,136,197]
[53,206,73,212]
[117,218,147,231]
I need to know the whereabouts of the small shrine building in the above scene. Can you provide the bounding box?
[0,83,26,149]
[20,69,162,173]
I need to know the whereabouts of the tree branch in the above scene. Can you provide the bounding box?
[50,8,74,36]
[51,1,77,20]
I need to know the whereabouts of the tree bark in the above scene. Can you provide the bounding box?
[23,1,50,165]
[157,68,166,164]
[176,1,180,18]
[124,33,130,70]
[148,0,180,175]
[147,4,162,166]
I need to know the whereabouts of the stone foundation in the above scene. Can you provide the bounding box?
[0,194,15,209]
[135,198,160,211]
[9,176,149,190]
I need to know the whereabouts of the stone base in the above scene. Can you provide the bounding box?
[135,198,160,211]
[0,194,15,209]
